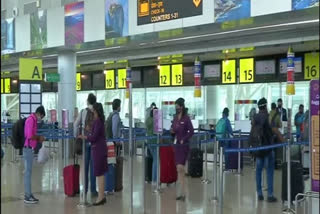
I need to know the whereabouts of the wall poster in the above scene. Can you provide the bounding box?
[30,10,47,50]
[1,18,15,54]
[105,0,128,38]
[215,0,251,22]
[65,1,84,46]
[293,0,319,10]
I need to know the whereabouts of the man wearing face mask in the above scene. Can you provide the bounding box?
[74,93,98,196]
[277,98,287,122]
[23,106,46,204]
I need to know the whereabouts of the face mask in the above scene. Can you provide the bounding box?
[88,105,93,110]
[176,108,181,114]
[37,116,42,122]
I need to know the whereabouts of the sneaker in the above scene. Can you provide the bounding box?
[24,195,39,204]
[258,195,264,201]
[267,196,277,203]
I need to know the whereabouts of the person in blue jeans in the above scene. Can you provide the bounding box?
[23,106,46,204]
[74,93,97,195]
[253,98,277,202]
[146,107,158,185]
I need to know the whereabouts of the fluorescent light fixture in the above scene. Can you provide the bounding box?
[76,46,121,54]
[158,19,319,44]
[42,54,58,58]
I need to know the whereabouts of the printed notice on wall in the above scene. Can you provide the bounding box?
[137,0,203,25]
[310,80,320,192]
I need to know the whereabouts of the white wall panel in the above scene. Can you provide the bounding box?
[84,0,105,42]
[47,7,64,48]
[15,14,30,52]
[182,0,214,28]
[251,0,291,17]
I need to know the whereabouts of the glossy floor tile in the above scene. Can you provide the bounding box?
[0,144,311,214]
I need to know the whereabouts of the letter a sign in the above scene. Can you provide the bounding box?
[19,58,43,81]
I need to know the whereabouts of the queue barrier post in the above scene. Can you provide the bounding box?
[236,130,242,175]
[210,136,218,203]
[219,145,224,214]
[142,138,146,213]
[283,139,294,214]
[154,134,162,194]
[202,132,211,184]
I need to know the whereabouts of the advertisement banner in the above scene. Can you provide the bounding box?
[65,2,84,46]
[293,0,319,10]
[215,0,251,23]
[1,18,15,54]
[105,0,128,38]
[30,10,47,50]
[310,80,319,192]
[137,0,203,25]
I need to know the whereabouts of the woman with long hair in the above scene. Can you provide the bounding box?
[170,98,194,201]
[79,102,107,206]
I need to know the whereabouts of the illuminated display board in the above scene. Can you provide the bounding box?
[137,0,203,25]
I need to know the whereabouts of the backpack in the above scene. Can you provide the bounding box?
[11,118,27,149]
[249,115,273,158]
[216,118,227,139]
[105,112,116,139]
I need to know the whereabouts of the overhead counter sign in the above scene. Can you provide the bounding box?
[19,58,43,81]
[304,52,319,80]
[105,70,115,89]
[138,0,203,25]
[172,64,183,86]
[222,60,236,84]
[239,58,254,83]
[118,69,127,89]
[159,65,170,86]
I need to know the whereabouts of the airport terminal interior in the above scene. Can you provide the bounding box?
[1,0,319,214]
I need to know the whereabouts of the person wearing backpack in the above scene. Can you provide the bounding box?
[251,98,277,203]
[105,99,123,193]
[23,106,46,204]
[216,108,233,169]
[73,93,98,196]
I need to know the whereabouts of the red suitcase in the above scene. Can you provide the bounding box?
[160,146,177,184]
[63,158,80,197]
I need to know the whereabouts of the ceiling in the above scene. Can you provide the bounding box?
[1,7,319,77]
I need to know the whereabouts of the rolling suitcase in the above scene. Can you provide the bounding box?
[160,146,177,184]
[281,162,304,202]
[105,164,115,193]
[63,156,80,197]
[115,156,123,192]
[225,141,243,170]
[188,148,203,177]
[145,155,153,182]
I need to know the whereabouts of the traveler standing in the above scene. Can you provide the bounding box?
[294,104,305,142]
[277,98,288,122]
[145,107,158,185]
[23,106,46,204]
[251,98,277,202]
[104,99,122,194]
[171,98,194,201]
[73,93,97,196]
[79,103,107,206]
[216,108,233,169]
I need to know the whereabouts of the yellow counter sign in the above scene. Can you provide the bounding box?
[105,70,115,89]
[172,64,183,86]
[304,52,319,80]
[19,58,43,81]
[222,60,236,84]
[76,73,81,91]
[4,78,10,93]
[239,58,254,83]
[118,69,127,89]
[1,79,3,93]
[159,65,170,86]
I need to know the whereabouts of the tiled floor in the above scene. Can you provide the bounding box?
[0,144,312,214]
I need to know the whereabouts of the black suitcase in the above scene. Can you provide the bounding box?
[145,156,153,183]
[281,162,304,202]
[188,148,203,178]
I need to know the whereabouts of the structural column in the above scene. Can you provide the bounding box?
[57,51,76,124]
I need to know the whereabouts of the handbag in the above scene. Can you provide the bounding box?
[75,110,84,155]
[37,146,49,164]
